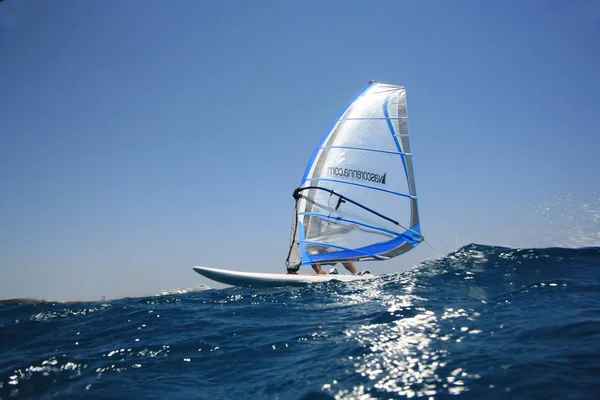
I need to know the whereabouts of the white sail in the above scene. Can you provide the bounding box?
[286,81,422,271]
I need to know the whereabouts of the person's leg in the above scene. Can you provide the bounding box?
[342,262,358,275]
[312,264,325,274]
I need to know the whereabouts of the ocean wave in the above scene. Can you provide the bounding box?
[1,244,599,399]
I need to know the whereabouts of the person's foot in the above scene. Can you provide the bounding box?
[312,264,325,274]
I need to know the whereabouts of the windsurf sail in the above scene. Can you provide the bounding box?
[285,81,423,272]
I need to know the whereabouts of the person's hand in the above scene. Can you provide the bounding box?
[317,270,326,275]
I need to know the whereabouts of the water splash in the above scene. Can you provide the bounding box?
[510,191,600,248]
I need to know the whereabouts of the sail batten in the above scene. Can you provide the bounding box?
[286,81,422,272]
[302,178,415,198]
[321,146,406,156]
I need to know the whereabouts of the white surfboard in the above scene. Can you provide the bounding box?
[193,266,375,288]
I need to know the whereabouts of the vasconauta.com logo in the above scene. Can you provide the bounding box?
[327,167,387,184]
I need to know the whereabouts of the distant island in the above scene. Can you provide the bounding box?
[0,298,87,305]
[0,298,46,304]
[0,285,212,305]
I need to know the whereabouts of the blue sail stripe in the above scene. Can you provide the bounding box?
[301,225,422,265]
[300,240,387,261]
[298,212,402,237]
[301,81,376,182]
[320,146,406,156]
[303,177,415,199]
[301,237,407,264]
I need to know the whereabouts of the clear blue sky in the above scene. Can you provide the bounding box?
[1,1,599,300]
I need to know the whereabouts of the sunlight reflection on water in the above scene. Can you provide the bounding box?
[325,275,479,399]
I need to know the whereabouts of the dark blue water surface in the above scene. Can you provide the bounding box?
[2,244,600,399]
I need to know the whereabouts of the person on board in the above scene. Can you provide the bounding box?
[311,262,358,275]
[289,187,363,276]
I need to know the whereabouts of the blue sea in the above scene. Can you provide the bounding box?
[1,244,599,399]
